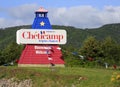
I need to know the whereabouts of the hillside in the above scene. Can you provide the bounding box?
[0,23,120,50]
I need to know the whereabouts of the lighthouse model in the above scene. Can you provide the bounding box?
[17,7,66,67]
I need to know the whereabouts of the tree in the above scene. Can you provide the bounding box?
[79,36,104,68]
[80,36,102,59]
[1,42,23,65]
[101,36,120,65]
[62,45,81,67]
[0,50,4,65]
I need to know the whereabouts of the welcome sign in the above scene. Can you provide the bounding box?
[16,29,67,44]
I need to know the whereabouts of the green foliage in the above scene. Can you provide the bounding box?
[62,45,81,67]
[0,25,31,49]
[101,37,120,65]
[63,36,120,68]
[80,36,101,58]
[0,42,24,65]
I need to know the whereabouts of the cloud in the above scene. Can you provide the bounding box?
[8,4,38,19]
[0,18,5,28]
[0,5,120,28]
[0,18,26,28]
[49,6,120,28]
[0,4,39,28]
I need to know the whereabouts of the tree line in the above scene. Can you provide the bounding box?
[63,36,120,68]
[0,36,120,68]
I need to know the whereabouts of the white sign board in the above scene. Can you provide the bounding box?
[16,29,67,44]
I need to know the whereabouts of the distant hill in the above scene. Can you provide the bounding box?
[0,23,120,50]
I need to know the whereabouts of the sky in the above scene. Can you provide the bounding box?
[0,0,120,28]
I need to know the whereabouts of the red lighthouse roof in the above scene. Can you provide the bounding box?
[36,7,48,12]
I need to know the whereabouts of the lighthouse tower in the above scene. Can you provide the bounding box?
[18,7,65,67]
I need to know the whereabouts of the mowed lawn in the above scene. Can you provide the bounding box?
[0,66,119,87]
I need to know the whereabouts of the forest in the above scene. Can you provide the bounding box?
[0,23,120,68]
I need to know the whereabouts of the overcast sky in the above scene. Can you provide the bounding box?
[0,0,120,28]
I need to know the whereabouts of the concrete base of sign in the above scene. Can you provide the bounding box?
[18,64,65,67]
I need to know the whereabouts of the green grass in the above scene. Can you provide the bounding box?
[0,66,119,87]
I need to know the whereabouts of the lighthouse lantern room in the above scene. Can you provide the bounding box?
[32,7,52,29]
